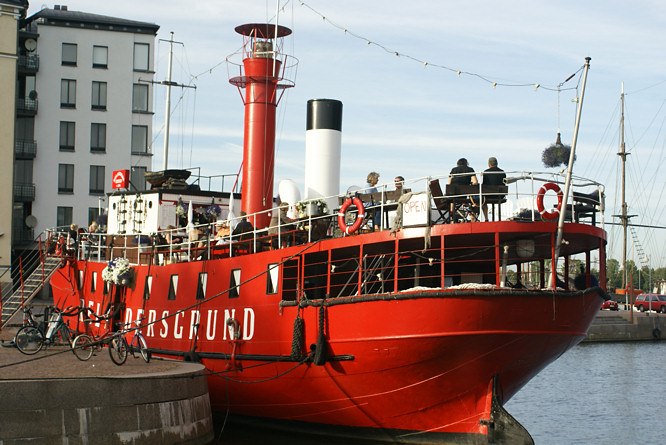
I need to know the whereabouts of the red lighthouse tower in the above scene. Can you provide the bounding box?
[229,23,296,229]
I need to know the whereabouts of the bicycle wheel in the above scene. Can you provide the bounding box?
[15,325,44,355]
[72,334,94,361]
[136,333,151,363]
[108,334,128,365]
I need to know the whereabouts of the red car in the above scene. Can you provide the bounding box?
[633,294,666,313]
[600,300,619,311]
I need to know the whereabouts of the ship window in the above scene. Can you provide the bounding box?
[266,263,279,295]
[168,274,178,300]
[229,269,240,298]
[103,281,109,296]
[91,271,97,293]
[281,258,299,302]
[197,273,208,300]
[77,270,84,290]
[143,275,152,300]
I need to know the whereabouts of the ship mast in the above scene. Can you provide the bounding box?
[157,32,194,171]
[552,57,591,287]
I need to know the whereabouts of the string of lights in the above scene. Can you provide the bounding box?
[297,1,582,92]
[187,0,582,92]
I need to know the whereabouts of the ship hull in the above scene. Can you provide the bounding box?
[50,221,604,443]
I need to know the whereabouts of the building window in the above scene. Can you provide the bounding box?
[58,164,74,194]
[130,166,147,191]
[91,81,107,110]
[60,79,76,108]
[131,125,148,154]
[59,121,75,151]
[132,84,149,112]
[92,45,108,68]
[56,206,73,228]
[89,165,105,195]
[88,207,100,226]
[133,42,149,71]
[90,123,106,152]
[61,43,77,66]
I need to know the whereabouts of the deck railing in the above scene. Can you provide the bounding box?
[45,171,603,269]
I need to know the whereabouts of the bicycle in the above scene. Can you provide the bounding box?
[108,320,151,366]
[70,305,123,362]
[14,306,86,360]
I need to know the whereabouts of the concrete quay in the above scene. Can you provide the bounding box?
[583,310,664,342]
[0,337,213,445]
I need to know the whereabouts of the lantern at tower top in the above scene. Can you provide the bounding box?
[229,23,297,93]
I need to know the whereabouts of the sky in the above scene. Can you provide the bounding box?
[26,0,666,273]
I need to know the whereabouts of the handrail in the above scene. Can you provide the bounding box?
[35,171,605,269]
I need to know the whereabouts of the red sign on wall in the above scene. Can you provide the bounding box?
[112,170,130,189]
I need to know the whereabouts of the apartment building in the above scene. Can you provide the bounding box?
[0,0,27,273]
[15,5,159,245]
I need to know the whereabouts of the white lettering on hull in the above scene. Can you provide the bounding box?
[89,300,255,342]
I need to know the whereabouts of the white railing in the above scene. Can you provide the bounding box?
[45,171,604,266]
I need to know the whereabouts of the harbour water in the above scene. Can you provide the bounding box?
[506,341,665,445]
[216,341,665,444]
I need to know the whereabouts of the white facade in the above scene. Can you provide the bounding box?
[28,8,158,235]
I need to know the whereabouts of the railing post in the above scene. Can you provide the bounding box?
[39,236,44,283]
[19,256,24,305]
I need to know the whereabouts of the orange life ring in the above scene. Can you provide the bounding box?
[55,236,65,256]
[338,197,365,234]
[536,182,563,221]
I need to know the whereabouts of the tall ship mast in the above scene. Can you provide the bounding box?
[4,21,608,445]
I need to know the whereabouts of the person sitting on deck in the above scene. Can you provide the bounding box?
[232,211,254,253]
[481,156,506,221]
[365,171,381,230]
[448,158,479,222]
[213,220,231,245]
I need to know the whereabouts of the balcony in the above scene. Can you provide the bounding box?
[15,139,37,159]
[18,54,39,73]
[14,183,35,202]
[16,98,38,116]
[12,225,35,244]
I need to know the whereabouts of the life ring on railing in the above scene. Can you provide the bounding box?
[337,197,365,234]
[54,236,65,256]
[536,182,563,221]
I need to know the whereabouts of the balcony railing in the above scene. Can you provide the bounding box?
[18,54,39,72]
[16,98,38,115]
[13,183,35,202]
[15,139,37,159]
[12,225,35,243]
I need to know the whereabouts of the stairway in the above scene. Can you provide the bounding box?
[1,256,63,328]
